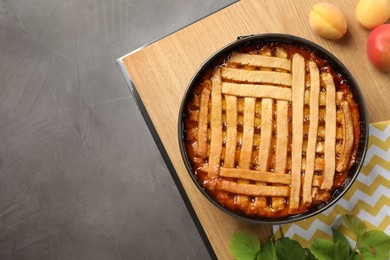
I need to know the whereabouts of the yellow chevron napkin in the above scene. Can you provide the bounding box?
[273,120,390,247]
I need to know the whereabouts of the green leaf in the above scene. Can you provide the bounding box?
[358,230,390,260]
[332,228,350,248]
[311,238,351,260]
[230,232,260,260]
[359,245,376,260]
[332,228,351,258]
[334,240,350,260]
[343,215,367,237]
[345,252,361,260]
[256,238,276,260]
[275,237,306,260]
[311,239,335,260]
[304,248,317,260]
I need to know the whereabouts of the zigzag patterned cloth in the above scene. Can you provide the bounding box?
[273,120,390,247]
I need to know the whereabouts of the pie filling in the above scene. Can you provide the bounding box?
[183,43,360,218]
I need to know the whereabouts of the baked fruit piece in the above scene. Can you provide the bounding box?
[183,44,360,218]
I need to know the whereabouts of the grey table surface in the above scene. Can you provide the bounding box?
[0,0,235,259]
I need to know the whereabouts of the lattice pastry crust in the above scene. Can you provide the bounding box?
[184,44,360,218]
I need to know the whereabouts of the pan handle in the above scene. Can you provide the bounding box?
[236,34,255,40]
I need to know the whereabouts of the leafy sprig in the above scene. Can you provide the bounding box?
[229,214,390,260]
[230,232,260,260]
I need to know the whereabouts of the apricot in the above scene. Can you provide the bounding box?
[356,0,390,30]
[309,3,348,40]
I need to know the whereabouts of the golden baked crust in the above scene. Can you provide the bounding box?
[302,62,320,206]
[183,43,360,218]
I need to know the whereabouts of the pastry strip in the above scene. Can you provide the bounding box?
[222,82,291,101]
[267,47,289,211]
[238,97,256,168]
[208,69,223,178]
[236,98,256,208]
[221,67,292,86]
[275,101,289,172]
[273,100,289,210]
[303,62,320,205]
[219,180,289,197]
[220,167,290,184]
[255,99,274,210]
[224,95,238,167]
[286,157,325,171]
[336,101,354,172]
[195,86,211,159]
[289,54,305,211]
[229,52,291,71]
[321,73,336,190]
[258,98,273,170]
[219,167,324,186]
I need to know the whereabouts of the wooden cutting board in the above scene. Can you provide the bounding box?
[121,0,390,258]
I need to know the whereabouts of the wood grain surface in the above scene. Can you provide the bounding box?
[122,0,390,258]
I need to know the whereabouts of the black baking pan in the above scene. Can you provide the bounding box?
[178,34,369,224]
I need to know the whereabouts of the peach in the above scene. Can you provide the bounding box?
[309,3,348,40]
[356,0,390,30]
[367,24,390,71]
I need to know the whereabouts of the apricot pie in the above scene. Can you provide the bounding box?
[183,43,360,218]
